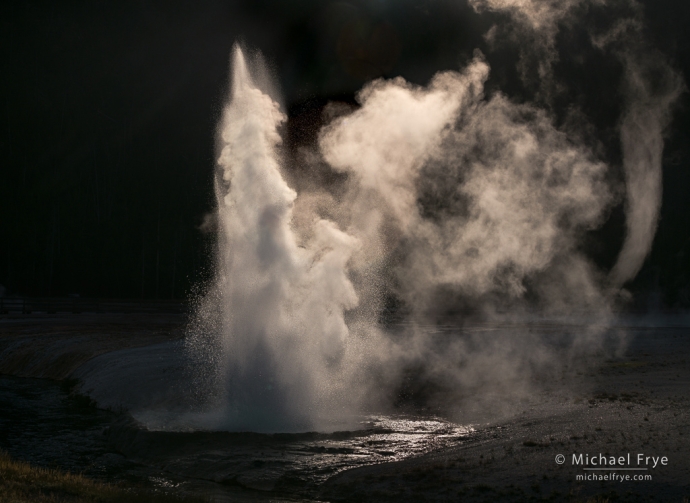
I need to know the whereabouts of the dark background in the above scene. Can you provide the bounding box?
[1,0,688,306]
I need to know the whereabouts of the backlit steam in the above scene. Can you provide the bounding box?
[320,57,612,318]
[188,47,361,431]
[469,0,683,286]
[185,2,681,431]
[470,0,581,92]
[604,37,683,286]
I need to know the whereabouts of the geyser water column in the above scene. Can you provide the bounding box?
[203,46,360,432]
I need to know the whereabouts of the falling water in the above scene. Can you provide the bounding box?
[182,3,680,432]
[192,46,361,432]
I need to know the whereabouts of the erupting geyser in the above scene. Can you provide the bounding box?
[182,1,681,433]
[188,47,363,432]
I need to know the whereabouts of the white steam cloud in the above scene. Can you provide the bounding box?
[321,56,612,318]
[470,0,585,96]
[187,47,364,432]
[469,0,683,286]
[596,24,684,286]
[182,1,681,431]
[470,0,584,31]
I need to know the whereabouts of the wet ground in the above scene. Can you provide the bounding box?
[0,314,688,502]
[0,374,471,501]
[320,323,690,502]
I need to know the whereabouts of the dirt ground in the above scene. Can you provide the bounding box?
[320,324,690,502]
[0,314,688,502]
[0,314,184,379]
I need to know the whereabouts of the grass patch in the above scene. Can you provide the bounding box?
[0,451,205,503]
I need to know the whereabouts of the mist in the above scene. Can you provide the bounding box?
[183,0,682,431]
[183,47,371,432]
[468,0,683,287]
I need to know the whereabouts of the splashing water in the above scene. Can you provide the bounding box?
[181,1,681,433]
[188,47,362,432]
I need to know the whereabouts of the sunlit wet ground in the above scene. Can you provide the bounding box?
[1,315,689,501]
[0,374,472,501]
[103,413,474,498]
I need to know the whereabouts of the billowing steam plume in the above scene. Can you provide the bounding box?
[185,1,681,431]
[469,0,683,286]
[320,56,613,319]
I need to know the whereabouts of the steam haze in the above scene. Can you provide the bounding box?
[180,0,684,430]
[468,0,683,287]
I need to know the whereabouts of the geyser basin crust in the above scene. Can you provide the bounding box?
[0,314,183,380]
